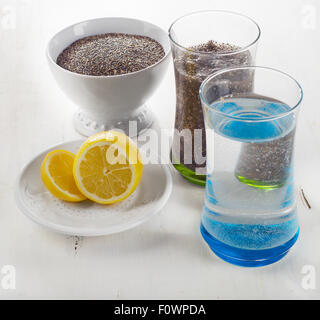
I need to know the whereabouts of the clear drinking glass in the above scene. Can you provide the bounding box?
[199,66,303,267]
[168,10,261,186]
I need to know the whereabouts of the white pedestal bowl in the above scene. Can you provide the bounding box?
[46,17,171,137]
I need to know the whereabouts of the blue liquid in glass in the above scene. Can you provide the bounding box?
[201,96,299,267]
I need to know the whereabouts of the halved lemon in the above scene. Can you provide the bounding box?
[41,150,87,202]
[73,131,143,204]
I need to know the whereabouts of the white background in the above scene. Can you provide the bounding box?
[0,0,320,299]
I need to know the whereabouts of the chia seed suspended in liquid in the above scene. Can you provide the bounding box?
[171,40,253,174]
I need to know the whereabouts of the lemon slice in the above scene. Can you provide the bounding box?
[41,150,87,202]
[73,131,143,204]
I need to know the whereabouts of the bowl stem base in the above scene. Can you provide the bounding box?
[73,105,154,137]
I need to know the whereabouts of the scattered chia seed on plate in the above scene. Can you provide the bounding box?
[56,33,165,76]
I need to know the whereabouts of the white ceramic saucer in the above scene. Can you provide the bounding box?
[15,140,172,236]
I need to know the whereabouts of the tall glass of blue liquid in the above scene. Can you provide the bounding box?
[199,66,303,267]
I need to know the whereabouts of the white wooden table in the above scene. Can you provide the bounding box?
[0,0,319,299]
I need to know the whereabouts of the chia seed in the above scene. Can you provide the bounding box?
[234,96,296,188]
[171,40,253,173]
[56,33,165,76]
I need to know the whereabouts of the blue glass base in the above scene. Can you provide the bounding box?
[200,223,299,267]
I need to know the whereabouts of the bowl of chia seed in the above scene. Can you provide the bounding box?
[47,17,171,137]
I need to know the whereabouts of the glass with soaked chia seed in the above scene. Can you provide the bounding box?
[168,10,260,186]
[200,66,303,267]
